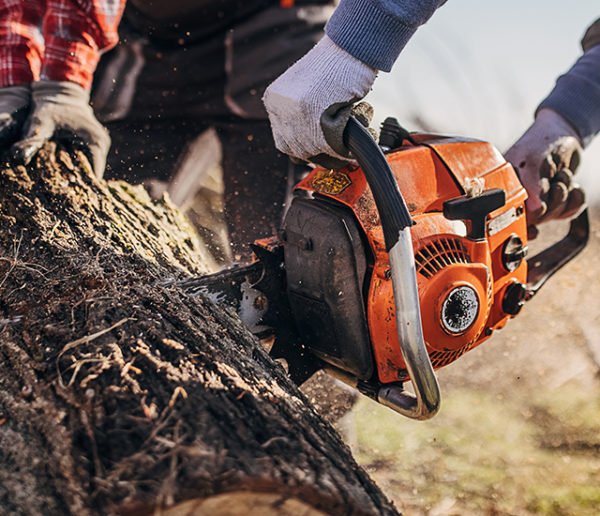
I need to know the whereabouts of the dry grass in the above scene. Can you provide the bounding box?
[354,386,600,516]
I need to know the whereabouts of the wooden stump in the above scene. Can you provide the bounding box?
[0,145,399,516]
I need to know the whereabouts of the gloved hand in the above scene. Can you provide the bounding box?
[504,108,586,238]
[0,85,31,148]
[263,35,377,169]
[12,80,110,177]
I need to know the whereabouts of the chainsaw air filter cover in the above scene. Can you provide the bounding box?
[293,134,529,385]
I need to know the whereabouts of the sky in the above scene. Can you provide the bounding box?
[366,1,600,197]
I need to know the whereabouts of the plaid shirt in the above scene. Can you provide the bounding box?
[0,0,125,90]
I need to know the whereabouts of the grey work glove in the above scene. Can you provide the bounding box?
[0,85,31,147]
[12,80,110,177]
[504,108,586,239]
[263,35,377,169]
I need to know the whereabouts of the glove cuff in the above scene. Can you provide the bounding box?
[534,108,582,144]
[31,80,90,104]
[0,84,31,104]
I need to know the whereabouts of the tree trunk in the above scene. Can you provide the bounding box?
[0,145,399,516]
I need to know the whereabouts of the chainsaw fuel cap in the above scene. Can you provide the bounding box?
[440,285,480,334]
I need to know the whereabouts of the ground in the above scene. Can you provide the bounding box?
[349,206,600,515]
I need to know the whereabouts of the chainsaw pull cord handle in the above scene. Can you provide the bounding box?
[344,117,440,420]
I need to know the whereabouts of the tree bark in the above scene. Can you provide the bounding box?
[0,145,399,516]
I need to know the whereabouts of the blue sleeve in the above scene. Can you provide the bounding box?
[325,0,448,72]
[537,45,600,146]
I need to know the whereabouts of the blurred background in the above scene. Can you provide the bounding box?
[347,2,600,515]
[367,0,600,196]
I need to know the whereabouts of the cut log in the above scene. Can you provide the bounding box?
[0,145,399,516]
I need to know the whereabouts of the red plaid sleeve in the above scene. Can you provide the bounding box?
[41,0,126,90]
[0,0,45,87]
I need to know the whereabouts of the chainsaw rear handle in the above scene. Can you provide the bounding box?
[344,117,440,420]
[525,208,589,299]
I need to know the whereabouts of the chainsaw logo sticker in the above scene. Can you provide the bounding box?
[311,169,352,195]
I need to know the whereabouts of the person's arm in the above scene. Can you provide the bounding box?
[0,0,45,86]
[505,18,600,235]
[0,1,45,149]
[11,0,127,177]
[263,0,447,166]
[535,20,600,146]
[325,0,447,72]
[41,0,126,90]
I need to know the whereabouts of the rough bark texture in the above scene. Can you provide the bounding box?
[0,144,399,516]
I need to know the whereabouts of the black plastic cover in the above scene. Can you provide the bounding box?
[282,196,374,380]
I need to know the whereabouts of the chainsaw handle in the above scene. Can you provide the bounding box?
[344,117,414,250]
[526,208,589,299]
[344,117,440,420]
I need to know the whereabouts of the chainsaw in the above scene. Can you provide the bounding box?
[183,116,589,420]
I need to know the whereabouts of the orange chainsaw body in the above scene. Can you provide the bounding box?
[294,134,528,384]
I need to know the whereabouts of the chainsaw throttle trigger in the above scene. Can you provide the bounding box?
[443,188,506,240]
